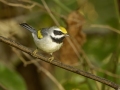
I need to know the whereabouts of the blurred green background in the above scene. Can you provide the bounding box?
[0,0,120,90]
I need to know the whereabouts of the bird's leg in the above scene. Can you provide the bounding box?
[33,47,38,56]
[48,53,54,62]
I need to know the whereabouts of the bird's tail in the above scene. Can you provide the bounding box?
[20,23,36,33]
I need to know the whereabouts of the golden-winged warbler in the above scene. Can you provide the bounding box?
[20,23,69,61]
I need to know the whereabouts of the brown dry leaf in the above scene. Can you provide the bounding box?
[60,11,86,65]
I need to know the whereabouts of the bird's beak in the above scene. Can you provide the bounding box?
[64,34,69,37]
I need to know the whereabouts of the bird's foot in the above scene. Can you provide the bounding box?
[32,48,38,56]
[48,56,54,62]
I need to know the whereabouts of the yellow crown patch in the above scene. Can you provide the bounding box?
[59,27,67,34]
[37,30,43,39]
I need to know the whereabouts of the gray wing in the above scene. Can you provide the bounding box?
[41,28,49,37]
[20,23,36,34]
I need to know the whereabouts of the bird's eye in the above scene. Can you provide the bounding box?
[54,30,63,35]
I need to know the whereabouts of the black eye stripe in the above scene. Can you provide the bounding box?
[54,30,63,35]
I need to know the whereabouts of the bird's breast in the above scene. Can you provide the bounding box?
[32,33,63,53]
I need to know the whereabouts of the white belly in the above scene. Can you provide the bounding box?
[32,33,63,54]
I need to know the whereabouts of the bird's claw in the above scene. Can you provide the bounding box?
[48,56,54,62]
[32,49,38,56]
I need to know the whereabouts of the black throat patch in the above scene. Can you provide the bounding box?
[50,36,65,44]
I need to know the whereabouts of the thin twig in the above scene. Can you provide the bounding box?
[79,48,120,79]
[0,83,7,90]
[91,24,120,34]
[32,61,65,90]
[0,0,36,9]
[0,36,120,90]
[41,0,60,26]
[12,48,65,90]
[15,48,65,90]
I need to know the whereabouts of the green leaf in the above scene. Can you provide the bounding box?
[0,62,26,90]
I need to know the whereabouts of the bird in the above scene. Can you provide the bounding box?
[20,23,69,61]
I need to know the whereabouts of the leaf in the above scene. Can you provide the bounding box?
[0,62,26,90]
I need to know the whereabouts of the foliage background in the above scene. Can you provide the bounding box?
[0,0,120,90]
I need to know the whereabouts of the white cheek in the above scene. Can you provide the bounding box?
[51,33,64,38]
[51,33,55,37]
[55,35,64,38]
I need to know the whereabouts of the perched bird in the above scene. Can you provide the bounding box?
[20,23,69,61]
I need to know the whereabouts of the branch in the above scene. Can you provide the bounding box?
[0,0,36,9]
[0,36,120,90]
[0,83,7,90]
[12,48,65,90]
[91,24,120,34]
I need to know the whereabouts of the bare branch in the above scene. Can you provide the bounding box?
[0,0,36,9]
[91,24,120,34]
[0,83,7,90]
[0,36,120,90]
[12,48,65,90]
[41,0,60,26]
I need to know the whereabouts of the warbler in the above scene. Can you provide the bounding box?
[20,23,69,61]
